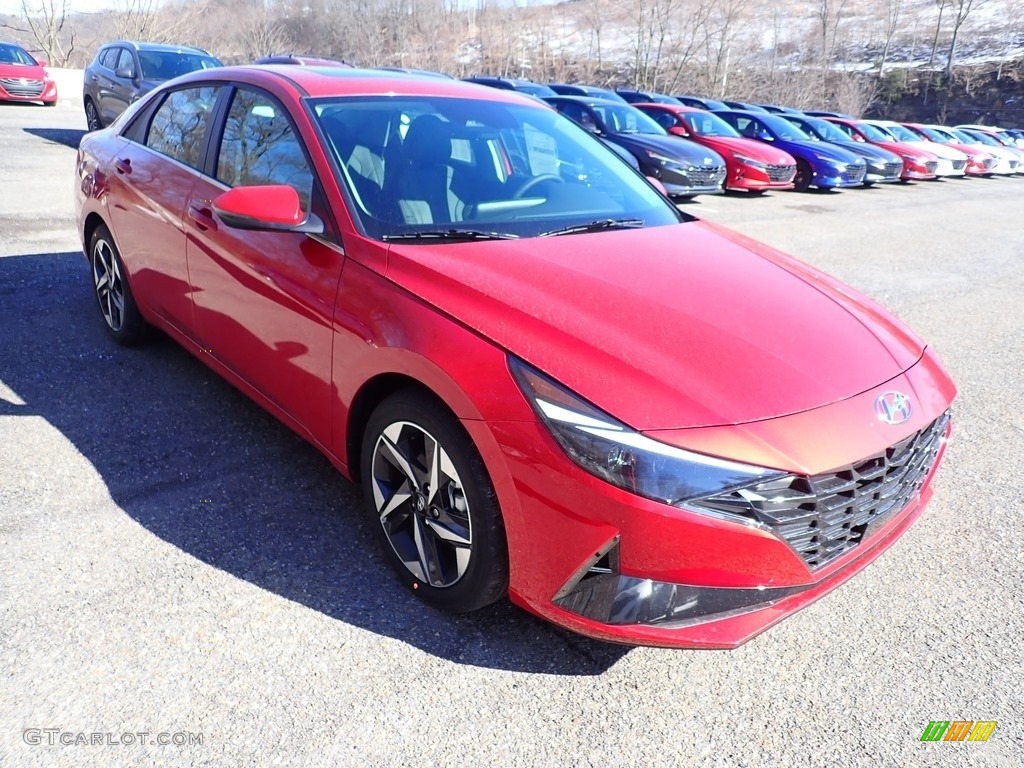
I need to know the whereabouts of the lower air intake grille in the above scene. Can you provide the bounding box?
[952,159,967,171]
[924,160,939,174]
[693,411,950,570]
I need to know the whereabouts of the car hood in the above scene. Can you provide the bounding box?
[873,140,936,161]
[779,139,863,164]
[692,136,794,164]
[829,141,902,163]
[0,63,46,80]
[901,140,967,161]
[383,222,924,429]
[614,133,724,165]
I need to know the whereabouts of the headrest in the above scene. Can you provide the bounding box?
[402,114,453,164]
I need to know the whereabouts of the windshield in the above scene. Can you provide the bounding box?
[685,111,740,138]
[138,50,221,80]
[0,43,36,66]
[593,104,665,135]
[927,127,957,143]
[515,82,557,98]
[802,117,849,142]
[760,114,811,141]
[312,96,681,241]
[858,122,895,142]
[883,123,919,142]
[963,130,998,146]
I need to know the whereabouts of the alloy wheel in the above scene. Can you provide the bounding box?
[370,420,473,588]
[85,100,101,131]
[92,237,125,332]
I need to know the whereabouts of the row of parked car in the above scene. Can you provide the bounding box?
[461,77,1024,197]
[5,36,1020,200]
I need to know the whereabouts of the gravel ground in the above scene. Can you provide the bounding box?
[1,94,1022,768]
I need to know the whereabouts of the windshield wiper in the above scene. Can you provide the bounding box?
[538,218,645,238]
[383,228,518,242]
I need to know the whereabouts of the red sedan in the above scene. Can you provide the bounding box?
[825,117,938,181]
[636,103,796,192]
[0,41,57,106]
[75,66,956,649]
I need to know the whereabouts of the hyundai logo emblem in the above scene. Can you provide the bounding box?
[874,391,913,425]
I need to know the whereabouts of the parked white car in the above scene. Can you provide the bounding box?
[928,126,1019,175]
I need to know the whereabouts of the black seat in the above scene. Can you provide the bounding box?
[385,115,461,225]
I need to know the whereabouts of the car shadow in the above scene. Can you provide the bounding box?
[22,127,86,149]
[0,250,630,675]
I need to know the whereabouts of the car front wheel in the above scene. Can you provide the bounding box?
[360,390,509,613]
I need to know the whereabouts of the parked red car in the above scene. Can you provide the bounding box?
[75,67,956,648]
[0,41,57,106]
[636,103,797,192]
[825,117,938,181]
[902,122,996,176]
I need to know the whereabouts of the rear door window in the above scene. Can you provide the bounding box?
[145,86,220,171]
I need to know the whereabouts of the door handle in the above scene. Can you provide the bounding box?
[113,158,131,175]
[188,204,217,231]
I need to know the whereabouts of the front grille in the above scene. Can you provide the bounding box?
[1009,159,1020,171]
[982,157,997,170]
[686,164,726,186]
[841,165,866,184]
[694,411,950,570]
[924,160,939,174]
[951,159,967,171]
[0,77,44,97]
[766,163,796,182]
[882,161,903,178]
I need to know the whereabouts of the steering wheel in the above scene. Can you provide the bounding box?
[513,174,565,199]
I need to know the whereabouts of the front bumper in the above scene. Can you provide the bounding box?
[813,164,866,188]
[491,351,955,649]
[726,162,796,191]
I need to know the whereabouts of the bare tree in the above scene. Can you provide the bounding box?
[0,0,77,66]
[945,0,990,79]
[877,0,903,80]
[111,0,209,44]
[927,0,949,67]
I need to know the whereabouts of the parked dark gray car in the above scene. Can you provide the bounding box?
[83,41,221,130]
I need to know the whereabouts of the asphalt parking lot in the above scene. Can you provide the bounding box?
[1,90,1022,768]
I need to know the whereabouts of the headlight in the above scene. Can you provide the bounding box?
[510,358,782,505]
[733,153,767,169]
[644,149,682,167]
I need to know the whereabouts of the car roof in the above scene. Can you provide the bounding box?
[544,94,628,108]
[174,65,537,102]
[102,40,212,54]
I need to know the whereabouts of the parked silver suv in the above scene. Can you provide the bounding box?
[83,41,221,130]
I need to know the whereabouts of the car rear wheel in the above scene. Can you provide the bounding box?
[84,98,102,131]
[360,390,508,613]
[89,225,147,345]
[793,159,813,192]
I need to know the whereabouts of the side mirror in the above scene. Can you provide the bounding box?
[669,126,689,137]
[854,134,865,142]
[36,58,49,67]
[115,66,136,80]
[756,130,773,141]
[213,185,324,234]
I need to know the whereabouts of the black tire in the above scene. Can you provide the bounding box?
[360,389,509,613]
[793,159,813,192]
[84,98,102,131]
[89,224,148,345]
[44,100,57,107]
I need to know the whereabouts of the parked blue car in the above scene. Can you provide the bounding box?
[715,110,867,191]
